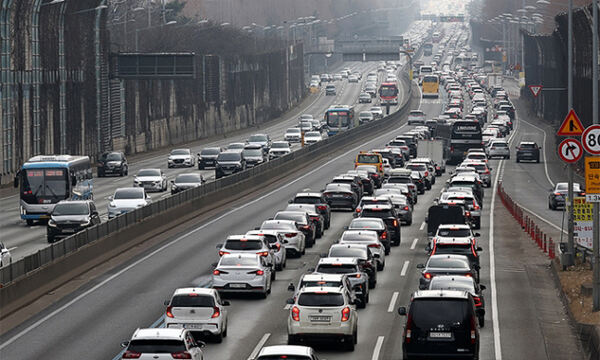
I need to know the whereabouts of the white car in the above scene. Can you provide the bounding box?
[120,328,205,360]
[358,111,374,124]
[303,131,322,145]
[287,286,358,351]
[0,242,11,267]
[246,230,287,270]
[107,187,151,219]
[212,253,272,298]
[407,110,426,125]
[168,148,195,168]
[260,219,306,257]
[133,168,167,192]
[339,230,385,270]
[285,128,302,142]
[164,288,229,342]
[370,106,384,119]
[348,75,359,83]
[257,345,320,360]
[269,141,292,159]
[216,235,276,277]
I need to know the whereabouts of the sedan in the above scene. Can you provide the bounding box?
[168,148,195,168]
[322,183,358,210]
[359,92,372,103]
[417,254,477,290]
[338,230,385,270]
[548,182,585,210]
[260,219,306,257]
[133,168,167,192]
[284,128,302,143]
[197,147,223,169]
[212,254,272,298]
[370,106,384,119]
[303,131,323,145]
[269,141,292,159]
[359,111,374,124]
[107,187,151,219]
[171,173,205,195]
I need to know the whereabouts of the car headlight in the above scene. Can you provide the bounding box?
[109,202,116,208]
[134,179,140,184]
[48,219,57,227]
[136,203,144,208]
[80,219,91,226]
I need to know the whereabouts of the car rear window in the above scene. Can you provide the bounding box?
[437,229,471,237]
[219,256,258,266]
[316,264,357,274]
[274,213,306,224]
[257,356,312,360]
[350,219,383,229]
[224,240,263,250]
[298,293,344,306]
[491,142,508,148]
[361,209,394,218]
[294,196,321,204]
[329,247,367,259]
[406,164,427,171]
[261,221,295,230]
[435,244,472,256]
[171,295,215,307]
[357,154,381,163]
[127,340,186,353]
[428,258,469,268]
[411,299,469,329]
[520,143,537,149]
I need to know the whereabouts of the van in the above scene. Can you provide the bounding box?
[354,152,384,178]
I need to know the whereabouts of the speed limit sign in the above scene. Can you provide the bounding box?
[582,125,600,155]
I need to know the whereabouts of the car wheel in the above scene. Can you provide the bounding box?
[27,219,34,226]
[345,335,355,351]
[276,262,283,271]
[377,261,384,271]
[120,169,125,177]
[98,171,104,178]
[47,236,54,243]
[358,297,367,309]
[198,163,204,170]
[479,315,485,328]
[214,331,223,343]
[407,218,413,226]
[536,158,540,163]
[516,158,520,163]
[288,335,298,345]
[301,246,306,256]
[326,218,331,229]
[271,270,276,281]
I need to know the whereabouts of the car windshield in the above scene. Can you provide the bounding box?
[170,295,214,307]
[350,219,383,229]
[248,135,267,142]
[357,154,380,163]
[170,149,189,155]
[360,112,373,117]
[219,256,259,266]
[287,128,301,134]
[428,258,469,269]
[272,143,289,149]
[224,240,263,250]
[298,293,344,307]
[305,132,320,137]
[127,340,186,354]
[175,174,201,184]
[410,299,469,329]
[294,196,321,204]
[201,148,220,155]
[106,153,122,161]
[137,169,160,177]
[329,247,367,259]
[243,149,263,157]
[316,264,357,274]
[406,164,426,171]
[228,143,244,149]
[114,189,144,200]
[437,229,471,237]
[52,203,89,216]
[218,153,241,161]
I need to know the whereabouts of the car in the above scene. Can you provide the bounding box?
[197,147,223,169]
[285,203,325,238]
[338,230,385,270]
[168,148,195,168]
[163,288,230,342]
[107,187,151,219]
[274,211,317,247]
[269,141,292,159]
[461,160,492,188]
[256,345,320,360]
[333,73,343,81]
[0,242,11,267]
[247,133,272,153]
[242,144,267,167]
[47,200,101,243]
[405,162,432,190]
[304,131,323,145]
[299,120,314,132]
[287,286,358,350]
[397,290,480,360]
[120,328,205,360]
[439,192,482,228]
[348,75,359,83]
[322,183,358,210]
[464,151,488,164]
[331,175,364,199]
[134,168,167,192]
[358,111,374,124]
[216,235,276,276]
[365,84,377,97]
[356,196,393,215]
[429,275,486,327]
[355,164,383,188]
[327,244,377,288]
[215,150,246,179]
[260,219,306,257]
[516,141,541,162]
[446,175,484,204]
[370,106,384,119]
[431,225,483,276]
[97,151,128,177]
[285,128,302,142]
[417,254,478,290]
[357,204,401,246]
[407,110,426,125]
[346,170,376,195]
[358,92,372,103]
[347,217,390,255]
[170,173,205,195]
[290,191,332,229]
[325,84,336,96]
[287,273,360,308]
[246,230,287,270]
[548,182,585,210]
[212,253,273,298]
[486,139,510,159]
[313,257,369,308]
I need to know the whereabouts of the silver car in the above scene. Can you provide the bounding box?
[260,219,306,257]
[212,253,272,298]
[133,168,167,192]
[338,230,385,271]
[216,235,276,279]
[246,230,287,271]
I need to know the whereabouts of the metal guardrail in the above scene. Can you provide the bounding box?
[0,61,414,290]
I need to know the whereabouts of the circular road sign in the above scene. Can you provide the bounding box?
[558,138,583,163]
[582,124,600,155]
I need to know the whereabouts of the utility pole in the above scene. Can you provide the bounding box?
[592,0,599,311]
[566,0,575,267]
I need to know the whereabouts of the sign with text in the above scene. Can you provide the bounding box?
[585,156,600,202]
[573,197,593,250]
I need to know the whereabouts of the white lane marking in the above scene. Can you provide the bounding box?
[400,260,410,276]
[247,333,271,360]
[8,247,17,251]
[490,156,503,360]
[0,105,409,350]
[387,292,399,313]
[518,118,555,187]
[0,194,18,201]
[371,336,385,360]
[410,238,418,250]
[419,221,425,231]
[414,80,423,111]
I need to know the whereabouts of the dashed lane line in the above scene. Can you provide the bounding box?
[400,260,410,276]
[387,292,399,313]
[410,238,418,250]
[371,336,385,360]
[247,333,271,360]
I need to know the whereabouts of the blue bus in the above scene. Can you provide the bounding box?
[14,155,93,224]
[324,105,356,136]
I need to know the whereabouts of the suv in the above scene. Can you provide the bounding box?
[290,192,331,229]
[287,273,360,308]
[97,151,128,177]
[197,147,223,169]
[247,133,272,153]
[325,84,336,96]
[216,235,276,278]
[287,286,358,351]
[313,257,369,307]
[242,144,267,167]
[120,328,205,359]
[47,200,101,242]
[164,288,230,342]
[215,151,246,179]
[516,141,541,163]
[357,204,401,247]
[487,140,510,159]
[327,244,377,289]
[257,345,320,360]
[397,290,480,360]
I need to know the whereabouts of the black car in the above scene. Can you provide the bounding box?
[548,182,585,210]
[395,135,418,157]
[429,276,487,327]
[197,147,223,169]
[357,204,401,247]
[397,290,480,359]
[322,183,358,210]
[47,200,101,243]
[290,192,331,229]
[170,173,205,195]
[97,151,128,177]
[417,254,478,290]
[215,151,246,179]
[331,175,364,199]
[348,217,391,255]
[516,141,541,163]
[347,170,376,196]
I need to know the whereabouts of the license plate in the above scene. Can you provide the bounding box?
[229,283,246,288]
[184,324,204,329]
[310,316,331,322]
[62,229,75,233]
[429,332,452,338]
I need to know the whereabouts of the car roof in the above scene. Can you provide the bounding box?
[318,257,358,265]
[258,345,313,356]
[412,289,469,300]
[244,144,263,149]
[132,328,187,341]
[302,273,346,281]
[438,224,471,230]
[295,192,322,197]
[172,288,216,297]
[56,200,92,205]
[226,235,263,241]
[361,204,393,210]
[299,286,345,295]
[451,175,478,181]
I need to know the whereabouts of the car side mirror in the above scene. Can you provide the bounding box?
[286,298,295,305]
[416,263,425,269]
[397,307,407,316]
[307,267,315,272]
[538,147,542,149]
[320,253,328,258]
[215,244,223,249]
[196,341,206,348]
[480,284,487,291]
[107,196,113,201]
[211,262,218,267]
[424,216,428,223]
[146,195,152,200]
[477,246,483,252]
[222,300,231,306]
[163,299,169,306]
[288,283,295,292]
[288,199,293,204]
[254,227,260,230]
[197,153,201,157]
[270,244,279,250]
[170,180,174,184]
[474,232,481,237]
[121,341,130,348]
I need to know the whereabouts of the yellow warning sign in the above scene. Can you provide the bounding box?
[557,109,585,136]
[573,197,593,221]
[585,157,600,195]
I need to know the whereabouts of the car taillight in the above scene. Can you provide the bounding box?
[256,251,269,257]
[393,219,398,227]
[465,273,473,277]
[317,205,327,210]
[355,273,361,278]
[404,313,413,343]
[218,250,230,256]
[166,306,174,318]
[484,169,490,174]
[424,171,429,177]
[213,269,220,275]
[171,351,192,359]
[285,233,296,238]
[368,243,381,248]
[403,206,409,211]
[211,306,220,318]
[301,225,311,230]
[474,205,480,210]
[292,306,300,321]
[250,269,265,275]
[470,315,477,343]
[581,192,586,196]
[341,306,351,322]
[356,207,361,213]
[122,350,142,359]
[381,231,387,239]
[554,192,561,196]
[466,211,471,217]
[473,296,482,307]
[423,272,432,279]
